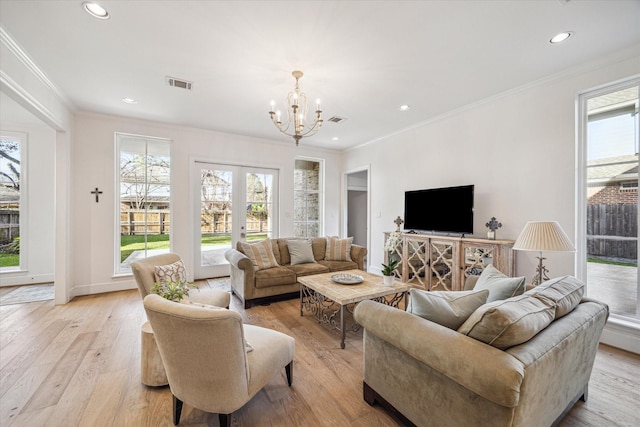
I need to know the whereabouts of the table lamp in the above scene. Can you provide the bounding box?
[513,221,576,286]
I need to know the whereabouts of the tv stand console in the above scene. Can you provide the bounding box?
[384,232,515,291]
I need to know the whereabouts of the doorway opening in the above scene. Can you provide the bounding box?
[344,168,370,270]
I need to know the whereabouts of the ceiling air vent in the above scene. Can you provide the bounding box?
[327,116,347,124]
[166,76,193,90]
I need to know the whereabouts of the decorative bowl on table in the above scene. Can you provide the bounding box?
[331,273,364,285]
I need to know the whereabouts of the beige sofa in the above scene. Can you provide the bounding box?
[225,237,367,308]
[353,276,609,427]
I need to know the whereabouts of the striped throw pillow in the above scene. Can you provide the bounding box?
[324,236,353,262]
[240,239,280,270]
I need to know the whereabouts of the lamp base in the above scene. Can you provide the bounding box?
[531,255,550,287]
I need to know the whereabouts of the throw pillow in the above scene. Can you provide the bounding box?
[240,239,279,270]
[473,264,526,302]
[287,239,316,265]
[324,236,353,262]
[407,289,490,330]
[526,275,584,319]
[458,294,556,350]
[154,260,187,284]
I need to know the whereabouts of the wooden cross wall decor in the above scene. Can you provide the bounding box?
[91,187,103,203]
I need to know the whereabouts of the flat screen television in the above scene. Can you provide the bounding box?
[404,185,474,235]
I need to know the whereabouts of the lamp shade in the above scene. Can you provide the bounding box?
[512,221,576,252]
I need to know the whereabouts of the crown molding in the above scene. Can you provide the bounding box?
[0,26,75,111]
[0,70,65,131]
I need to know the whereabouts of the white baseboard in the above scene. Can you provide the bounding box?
[71,279,137,298]
[600,317,640,355]
[0,273,54,287]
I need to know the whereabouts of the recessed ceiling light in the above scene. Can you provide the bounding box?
[399,104,411,111]
[550,31,573,44]
[83,2,110,20]
[122,98,137,104]
[332,137,339,141]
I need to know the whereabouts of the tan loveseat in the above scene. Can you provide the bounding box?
[353,276,609,427]
[225,237,367,308]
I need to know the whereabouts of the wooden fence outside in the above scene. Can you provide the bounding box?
[587,204,637,261]
[0,209,20,243]
[119,209,269,235]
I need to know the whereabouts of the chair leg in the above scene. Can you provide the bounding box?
[219,413,231,427]
[173,395,183,425]
[285,361,293,386]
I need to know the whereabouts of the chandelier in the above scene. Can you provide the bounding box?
[269,71,323,146]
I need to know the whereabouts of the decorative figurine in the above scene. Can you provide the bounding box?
[485,217,502,240]
[394,216,404,232]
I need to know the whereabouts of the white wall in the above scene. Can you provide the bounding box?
[343,51,640,282]
[71,112,343,296]
[0,117,55,286]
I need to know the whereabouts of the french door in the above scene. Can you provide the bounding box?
[193,161,278,279]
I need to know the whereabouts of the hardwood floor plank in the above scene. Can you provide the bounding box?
[21,332,98,413]
[0,319,69,392]
[42,345,110,426]
[0,362,55,426]
[0,286,638,427]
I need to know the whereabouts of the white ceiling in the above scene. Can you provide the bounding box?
[1,1,639,150]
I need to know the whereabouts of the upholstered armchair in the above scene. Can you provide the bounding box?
[143,294,295,426]
[131,253,231,386]
[131,253,230,308]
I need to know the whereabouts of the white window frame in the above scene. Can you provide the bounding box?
[576,75,640,325]
[115,133,172,275]
[294,156,324,238]
[0,130,27,273]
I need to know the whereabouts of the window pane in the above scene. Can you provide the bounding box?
[118,135,171,272]
[294,159,322,237]
[584,86,638,318]
[0,137,21,269]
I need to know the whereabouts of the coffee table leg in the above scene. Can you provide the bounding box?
[340,304,346,349]
[300,286,303,316]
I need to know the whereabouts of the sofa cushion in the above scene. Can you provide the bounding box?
[240,239,279,271]
[317,260,358,272]
[526,275,584,319]
[254,266,297,288]
[287,262,330,277]
[311,237,327,261]
[407,289,490,330]
[473,264,526,302]
[287,239,316,265]
[154,259,187,284]
[458,293,556,350]
[324,236,353,261]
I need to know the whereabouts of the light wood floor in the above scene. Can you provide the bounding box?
[1,284,639,427]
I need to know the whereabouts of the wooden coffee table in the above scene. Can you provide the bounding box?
[298,270,410,349]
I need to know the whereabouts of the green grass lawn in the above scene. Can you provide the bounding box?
[0,253,19,267]
[588,257,637,267]
[119,233,267,262]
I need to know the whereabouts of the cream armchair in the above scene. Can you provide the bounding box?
[131,253,230,308]
[143,294,295,426]
[131,253,231,386]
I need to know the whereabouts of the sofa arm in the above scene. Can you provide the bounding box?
[350,244,367,270]
[224,248,253,272]
[353,300,525,407]
[224,249,256,297]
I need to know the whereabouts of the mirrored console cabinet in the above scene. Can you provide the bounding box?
[384,232,515,291]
